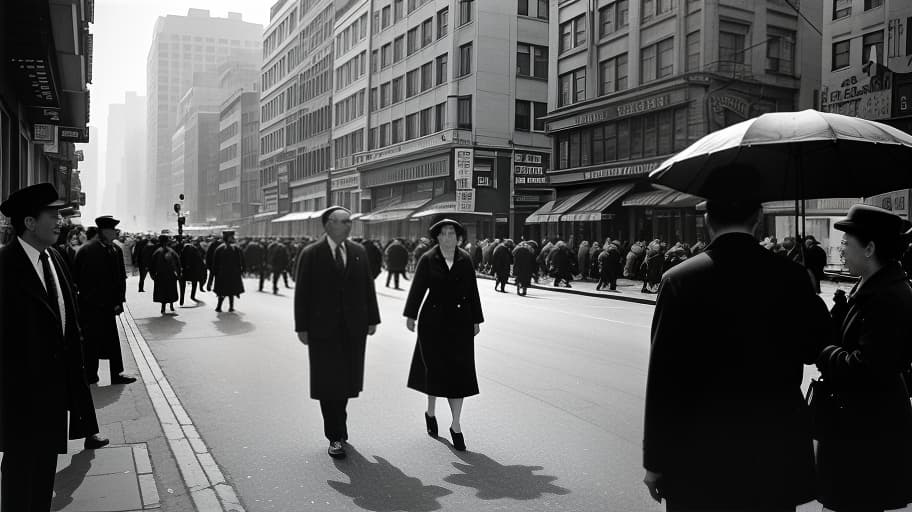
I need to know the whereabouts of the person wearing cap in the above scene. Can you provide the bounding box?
[212,230,246,312]
[294,206,380,460]
[74,215,135,386]
[266,237,292,294]
[815,204,912,512]
[179,237,205,305]
[150,233,181,314]
[642,168,833,511]
[404,218,484,451]
[0,184,110,511]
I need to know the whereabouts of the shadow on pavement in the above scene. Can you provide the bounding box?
[213,312,255,336]
[327,444,452,512]
[135,315,187,340]
[91,382,126,409]
[440,442,570,501]
[51,450,95,511]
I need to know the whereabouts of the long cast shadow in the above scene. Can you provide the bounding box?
[51,450,95,510]
[212,312,255,336]
[91,381,126,409]
[135,315,187,340]
[327,444,451,512]
[438,440,570,501]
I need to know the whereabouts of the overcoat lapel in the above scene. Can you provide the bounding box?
[10,238,59,322]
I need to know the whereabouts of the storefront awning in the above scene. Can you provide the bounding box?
[411,194,489,218]
[524,200,556,224]
[662,192,703,208]
[526,188,596,224]
[253,211,279,220]
[272,211,319,223]
[560,183,636,222]
[622,188,677,207]
[358,197,433,222]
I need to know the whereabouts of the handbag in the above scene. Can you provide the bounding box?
[805,377,840,440]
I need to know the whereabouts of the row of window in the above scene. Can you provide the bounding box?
[300,54,333,103]
[218,186,240,205]
[219,166,238,184]
[335,90,366,127]
[218,122,239,144]
[515,100,548,132]
[833,0,882,21]
[372,8,448,73]
[335,51,368,91]
[516,43,548,79]
[261,93,286,124]
[370,53,449,110]
[261,55,288,92]
[165,34,245,44]
[368,102,447,149]
[555,107,689,170]
[517,0,549,19]
[298,6,334,60]
[260,127,284,155]
[372,0,448,36]
[334,129,364,161]
[219,144,238,164]
[832,30,883,71]
[335,13,369,59]
[264,7,297,58]
[288,145,332,182]
[287,104,332,146]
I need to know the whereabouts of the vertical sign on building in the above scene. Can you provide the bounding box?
[454,148,475,211]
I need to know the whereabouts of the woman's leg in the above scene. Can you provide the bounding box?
[447,398,464,432]
[426,395,436,417]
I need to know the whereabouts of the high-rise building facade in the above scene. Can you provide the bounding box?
[219,88,261,224]
[538,0,821,245]
[103,92,146,227]
[146,9,262,229]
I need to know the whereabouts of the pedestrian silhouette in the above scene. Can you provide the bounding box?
[442,448,570,501]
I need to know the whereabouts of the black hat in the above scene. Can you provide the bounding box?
[321,206,351,225]
[0,183,66,218]
[429,218,465,239]
[222,230,235,239]
[95,215,120,230]
[835,204,903,241]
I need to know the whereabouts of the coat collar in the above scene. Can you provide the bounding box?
[429,244,465,265]
[7,237,61,325]
[704,232,759,252]
[848,262,908,302]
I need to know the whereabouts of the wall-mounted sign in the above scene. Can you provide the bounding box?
[456,189,476,212]
[865,189,909,218]
[75,150,84,162]
[59,126,89,143]
[513,151,550,186]
[821,67,893,120]
[454,148,474,190]
[474,172,493,187]
[34,124,55,142]
[331,174,360,190]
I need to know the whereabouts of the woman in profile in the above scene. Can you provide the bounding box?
[404,218,483,451]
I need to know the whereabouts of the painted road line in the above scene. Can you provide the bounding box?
[121,305,245,512]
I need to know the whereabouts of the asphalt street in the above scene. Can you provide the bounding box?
[124,272,875,512]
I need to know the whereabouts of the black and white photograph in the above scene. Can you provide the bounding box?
[2,0,912,510]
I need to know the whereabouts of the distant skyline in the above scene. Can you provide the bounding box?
[82,0,269,227]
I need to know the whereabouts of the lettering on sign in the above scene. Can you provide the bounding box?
[514,152,542,164]
[331,175,360,190]
[454,148,474,189]
[584,161,659,180]
[515,176,549,185]
[616,95,670,118]
[34,124,54,142]
[514,166,545,175]
[456,189,476,212]
[709,94,749,118]
[820,70,893,120]
[455,178,473,189]
[475,175,491,187]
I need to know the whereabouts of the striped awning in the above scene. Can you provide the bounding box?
[560,183,636,222]
[272,211,318,223]
[622,188,677,207]
[662,192,703,208]
[410,193,489,218]
[359,197,433,222]
[524,200,556,224]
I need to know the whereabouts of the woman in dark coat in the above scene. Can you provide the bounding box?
[596,243,622,291]
[816,205,912,512]
[491,239,514,293]
[512,241,536,296]
[212,231,246,313]
[180,239,205,305]
[550,241,573,287]
[149,235,181,314]
[404,219,484,451]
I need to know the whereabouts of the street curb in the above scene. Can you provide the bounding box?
[475,273,658,305]
[120,306,246,512]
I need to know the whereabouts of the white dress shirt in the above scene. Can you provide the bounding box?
[326,237,348,267]
[19,237,66,333]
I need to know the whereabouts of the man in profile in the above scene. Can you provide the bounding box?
[642,167,832,511]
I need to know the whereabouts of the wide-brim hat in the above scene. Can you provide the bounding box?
[429,218,465,239]
[835,204,903,241]
[0,183,66,218]
[95,215,120,230]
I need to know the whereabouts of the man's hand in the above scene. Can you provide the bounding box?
[473,323,480,337]
[406,318,416,332]
[297,332,308,345]
[643,470,664,503]
[368,324,377,336]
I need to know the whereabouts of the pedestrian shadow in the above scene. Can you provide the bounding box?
[327,444,451,512]
[51,450,95,510]
[91,382,126,409]
[135,315,187,341]
[439,442,570,500]
[212,312,255,336]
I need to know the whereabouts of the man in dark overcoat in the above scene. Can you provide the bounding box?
[385,239,409,289]
[295,206,380,460]
[134,235,149,291]
[0,184,108,512]
[491,239,514,293]
[180,238,205,305]
[140,235,157,292]
[244,239,265,290]
[212,230,245,313]
[74,215,136,386]
[267,238,291,294]
[363,239,383,279]
[205,235,223,291]
[511,241,535,296]
[643,191,832,511]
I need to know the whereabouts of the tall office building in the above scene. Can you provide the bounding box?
[539,0,822,245]
[103,92,146,227]
[146,9,262,228]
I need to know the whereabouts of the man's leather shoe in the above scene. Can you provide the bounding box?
[84,434,109,450]
[328,441,346,459]
[111,374,137,385]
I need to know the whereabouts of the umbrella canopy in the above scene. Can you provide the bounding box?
[649,109,912,202]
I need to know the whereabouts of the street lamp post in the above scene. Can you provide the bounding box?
[174,193,185,244]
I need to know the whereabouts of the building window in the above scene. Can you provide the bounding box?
[718,24,747,74]
[862,30,884,65]
[864,0,883,9]
[422,18,433,46]
[599,0,629,37]
[832,39,850,70]
[599,53,628,95]
[686,31,700,72]
[560,15,586,53]
[516,43,548,78]
[371,49,379,72]
[537,0,549,19]
[558,67,586,106]
[641,37,673,83]
[380,123,390,146]
[421,62,433,91]
[435,102,446,131]
[766,28,794,75]
[437,8,449,38]
[460,0,473,25]
[457,95,472,128]
[392,76,403,103]
[395,0,404,21]
[642,0,673,21]
[407,69,419,97]
[515,100,531,131]
[436,53,448,84]
[518,0,528,16]
[392,118,403,144]
[381,5,391,28]
[407,27,418,55]
[533,102,547,131]
[380,82,391,107]
[459,42,473,76]
[370,87,378,111]
[517,44,531,76]
[833,0,851,19]
[420,107,432,136]
[381,43,392,67]
[394,36,404,62]
[406,113,419,140]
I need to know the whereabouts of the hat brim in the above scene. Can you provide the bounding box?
[429,219,465,239]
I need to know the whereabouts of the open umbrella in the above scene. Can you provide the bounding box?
[649,109,912,240]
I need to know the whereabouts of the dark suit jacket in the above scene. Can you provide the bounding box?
[0,239,98,453]
[294,237,381,399]
[643,232,831,508]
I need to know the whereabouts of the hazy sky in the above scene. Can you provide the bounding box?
[83,0,269,219]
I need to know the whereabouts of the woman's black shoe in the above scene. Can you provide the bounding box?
[425,413,438,437]
[450,428,466,451]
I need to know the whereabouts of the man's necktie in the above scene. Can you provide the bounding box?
[334,244,345,271]
[39,252,62,327]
